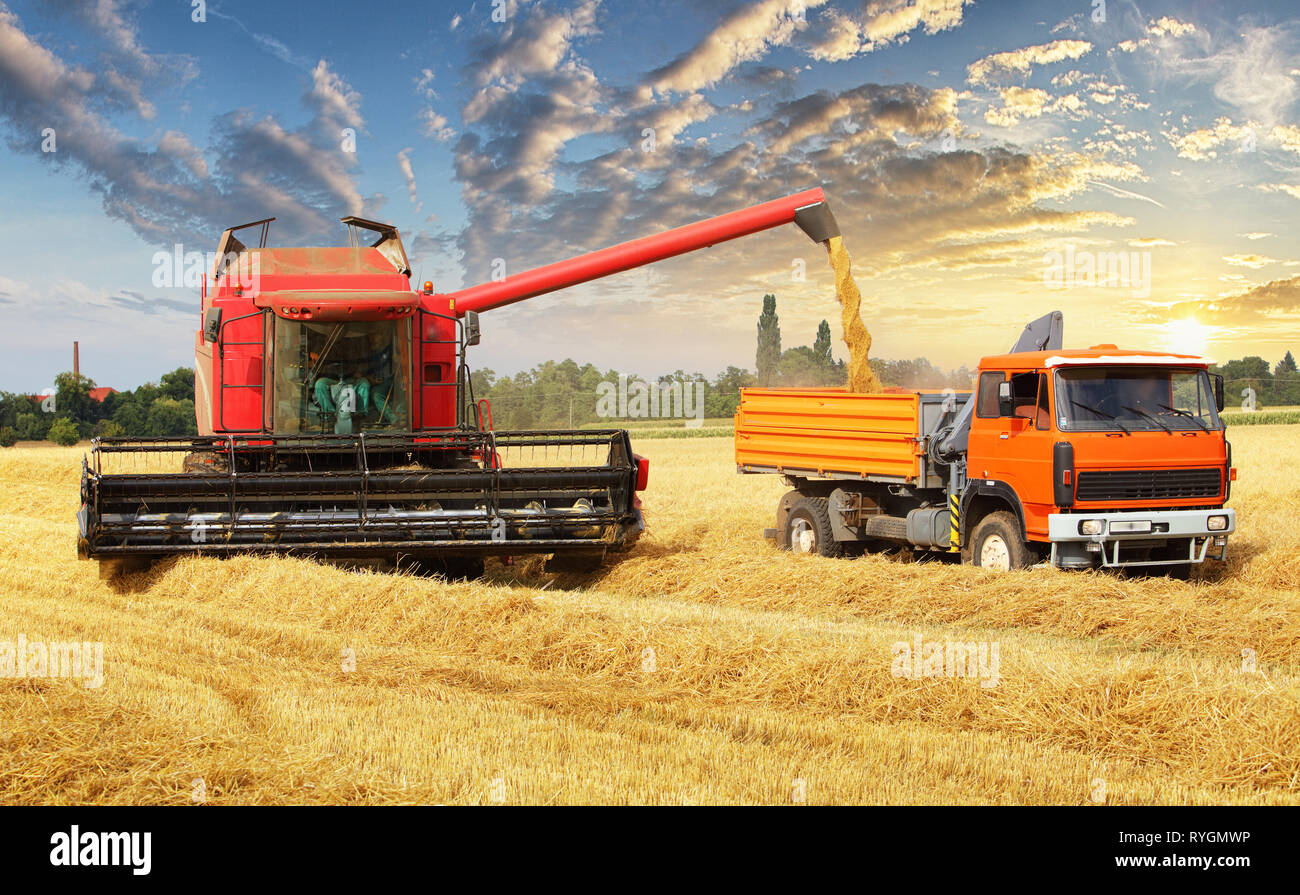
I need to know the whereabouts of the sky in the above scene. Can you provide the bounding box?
[1,0,1298,392]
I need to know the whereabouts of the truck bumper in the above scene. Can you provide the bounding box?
[1047,508,1235,569]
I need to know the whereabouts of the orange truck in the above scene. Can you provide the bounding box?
[735,312,1236,575]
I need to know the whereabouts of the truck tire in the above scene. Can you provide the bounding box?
[966,511,1033,571]
[782,496,843,558]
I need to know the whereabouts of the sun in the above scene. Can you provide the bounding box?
[1166,318,1213,357]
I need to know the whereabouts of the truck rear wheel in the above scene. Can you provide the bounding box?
[782,496,843,558]
[967,511,1033,571]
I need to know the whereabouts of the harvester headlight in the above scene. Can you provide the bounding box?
[1207,514,1228,531]
[1079,519,1105,536]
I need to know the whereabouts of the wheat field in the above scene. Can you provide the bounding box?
[0,427,1297,805]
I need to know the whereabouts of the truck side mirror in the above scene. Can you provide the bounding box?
[1212,373,1225,413]
[997,380,1014,417]
[203,307,223,344]
[463,310,481,347]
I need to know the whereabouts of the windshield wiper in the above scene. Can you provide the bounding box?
[1123,405,1172,433]
[1070,400,1131,434]
[1158,403,1211,431]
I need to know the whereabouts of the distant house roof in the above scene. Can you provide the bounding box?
[27,387,117,403]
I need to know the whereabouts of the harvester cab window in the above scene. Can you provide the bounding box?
[272,319,410,434]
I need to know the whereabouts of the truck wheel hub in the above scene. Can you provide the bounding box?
[980,535,1011,570]
[791,519,815,553]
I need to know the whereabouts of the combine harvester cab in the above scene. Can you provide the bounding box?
[80,191,842,576]
[737,312,1238,576]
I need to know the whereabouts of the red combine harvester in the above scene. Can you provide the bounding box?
[78,189,841,576]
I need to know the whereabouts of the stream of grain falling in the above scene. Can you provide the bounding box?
[825,235,882,393]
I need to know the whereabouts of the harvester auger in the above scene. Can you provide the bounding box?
[78,189,841,577]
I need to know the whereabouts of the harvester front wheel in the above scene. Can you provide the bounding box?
[966,511,1033,571]
[782,496,843,558]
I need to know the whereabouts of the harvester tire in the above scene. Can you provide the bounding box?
[966,511,1033,571]
[782,496,843,558]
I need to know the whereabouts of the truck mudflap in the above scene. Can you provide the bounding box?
[77,430,643,560]
[1046,508,1235,569]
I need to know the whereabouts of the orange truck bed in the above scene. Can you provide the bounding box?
[734,387,967,484]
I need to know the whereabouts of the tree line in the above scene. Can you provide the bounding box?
[0,368,197,446]
[4,297,1294,443]
[1212,351,1300,407]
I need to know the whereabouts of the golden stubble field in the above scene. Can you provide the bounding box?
[0,428,1297,805]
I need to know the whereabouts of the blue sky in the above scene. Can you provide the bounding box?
[2,0,1299,392]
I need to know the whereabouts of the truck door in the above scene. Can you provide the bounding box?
[967,369,1055,540]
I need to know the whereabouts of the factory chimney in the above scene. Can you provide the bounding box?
[74,341,80,379]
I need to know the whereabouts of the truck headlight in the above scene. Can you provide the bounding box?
[1207,515,1228,531]
[1079,519,1105,536]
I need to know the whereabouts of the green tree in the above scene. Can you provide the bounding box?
[54,371,98,424]
[0,426,15,448]
[159,367,195,402]
[111,400,147,435]
[1274,351,1300,404]
[813,320,833,363]
[707,366,755,418]
[145,398,198,436]
[15,412,47,440]
[755,294,781,387]
[47,417,80,446]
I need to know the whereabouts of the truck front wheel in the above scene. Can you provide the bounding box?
[782,496,843,558]
[966,511,1033,571]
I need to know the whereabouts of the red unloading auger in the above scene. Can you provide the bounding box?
[439,188,841,315]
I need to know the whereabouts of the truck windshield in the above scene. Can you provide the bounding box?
[1055,366,1221,432]
[272,319,410,434]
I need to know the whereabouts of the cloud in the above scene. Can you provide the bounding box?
[647,0,818,93]
[1166,118,1256,160]
[805,0,972,63]
[1129,237,1176,247]
[1223,254,1277,269]
[1160,276,1300,325]
[1241,232,1273,240]
[307,59,364,131]
[1148,17,1197,38]
[0,6,371,246]
[966,39,1092,85]
[980,86,1090,127]
[1257,183,1300,200]
[1272,124,1300,154]
[397,148,420,211]
[1140,24,1298,128]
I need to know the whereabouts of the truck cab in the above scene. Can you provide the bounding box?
[967,346,1234,572]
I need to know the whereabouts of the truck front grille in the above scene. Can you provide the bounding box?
[1075,468,1221,502]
